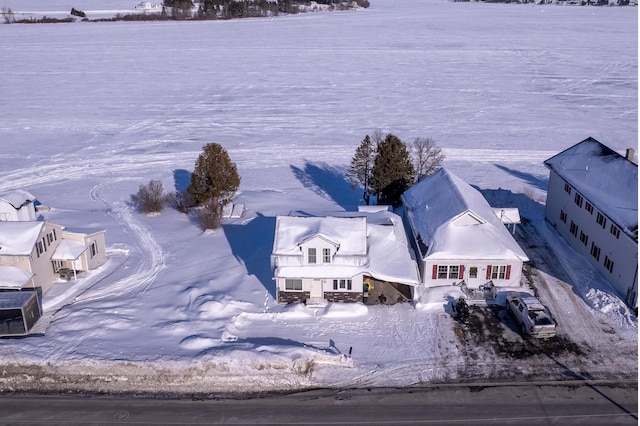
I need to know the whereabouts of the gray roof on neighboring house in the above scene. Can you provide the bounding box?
[544,137,638,240]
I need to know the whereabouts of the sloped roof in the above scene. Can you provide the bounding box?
[52,239,87,261]
[273,215,367,256]
[0,265,35,290]
[0,221,44,256]
[273,211,420,286]
[402,168,529,261]
[544,137,638,240]
[0,189,36,210]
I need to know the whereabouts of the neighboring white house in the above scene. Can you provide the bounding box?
[0,221,107,293]
[544,137,638,309]
[0,221,65,293]
[0,190,37,222]
[271,208,420,304]
[401,168,529,289]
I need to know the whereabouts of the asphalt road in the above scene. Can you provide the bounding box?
[0,381,637,425]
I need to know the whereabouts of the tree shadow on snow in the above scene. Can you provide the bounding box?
[173,169,191,192]
[290,161,361,210]
[493,164,548,192]
[222,214,277,298]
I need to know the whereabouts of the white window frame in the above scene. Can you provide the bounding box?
[308,248,316,264]
[47,229,57,245]
[322,248,331,264]
[437,265,448,279]
[491,265,507,280]
[448,265,459,280]
[36,240,45,257]
[285,279,303,291]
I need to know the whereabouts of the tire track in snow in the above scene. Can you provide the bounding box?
[73,181,165,303]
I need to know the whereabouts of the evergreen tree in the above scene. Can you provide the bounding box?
[370,134,415,207]
[187,142,240,207]
[345,134,376,205]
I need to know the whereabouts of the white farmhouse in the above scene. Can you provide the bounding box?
[402,168,529,289]
[0,190,37,222]
[271,208,420,305]
[0,221,107,293]
[544,137,638,308]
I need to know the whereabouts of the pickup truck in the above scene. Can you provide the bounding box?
[506,294,557,338]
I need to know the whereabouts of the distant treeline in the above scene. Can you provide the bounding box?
[1,0,370,24]
[450,0,633,5]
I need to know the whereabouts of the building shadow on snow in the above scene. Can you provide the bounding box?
[222,214,277,298]
[239,337,339,355]
[481,189,626,308]
[493,164,548,192]
[290,161,361,210]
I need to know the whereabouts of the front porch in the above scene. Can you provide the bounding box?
[363,276,413,305]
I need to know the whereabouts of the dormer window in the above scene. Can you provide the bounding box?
[323,248,331,263]
[308,248,317,264]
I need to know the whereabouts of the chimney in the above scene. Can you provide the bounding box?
[626,148,636,164]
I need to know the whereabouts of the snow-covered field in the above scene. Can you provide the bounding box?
[0,0,637,394]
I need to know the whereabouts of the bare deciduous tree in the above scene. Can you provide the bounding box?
[411,137,445,182]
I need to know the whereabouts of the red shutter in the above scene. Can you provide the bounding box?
[486,265,492,280]
[458,265,464,280]
[432,265,438,280]
[505,265,511,280]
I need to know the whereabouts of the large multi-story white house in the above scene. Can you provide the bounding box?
[544,137,638,309]
[271,207,420,305]
[402,168,529,289]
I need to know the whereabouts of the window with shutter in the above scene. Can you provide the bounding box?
[486,265,492,280]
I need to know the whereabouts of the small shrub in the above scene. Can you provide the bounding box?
[194,198,222,230]
[173,190,196,213]
[131,179,168,213]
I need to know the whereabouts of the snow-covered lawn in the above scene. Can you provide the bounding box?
[0,0,636,394]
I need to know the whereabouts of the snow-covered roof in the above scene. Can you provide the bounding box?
[492,208,521,225]
[0,189,36,210]
[273,215,367,256]
[274,211,421,286]
[0,265,35,290]
[402,168,529,261]
[0,221,44,256]
[52,239,87,261]
[544,137,638,240]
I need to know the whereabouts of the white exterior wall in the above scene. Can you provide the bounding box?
[0,200,36,222]
[275,275,364,294]
[0,223,64,292]
[545,171,638,307]
[62,231,107,271]
[421,259,524,288]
